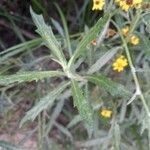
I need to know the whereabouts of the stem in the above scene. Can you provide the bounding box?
[111,9,150,116]
[38,113,43,150]
[128,9,142,35]
[122,38,150,116]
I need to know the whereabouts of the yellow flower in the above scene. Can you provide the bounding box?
[115,0,142,11]
[120,1,130,11]
[112,55,128,72]
[130,35,139,45]
[92,0,105,10]
[100,109,112,118]
[122,26,130,36]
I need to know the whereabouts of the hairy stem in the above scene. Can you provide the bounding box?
[111,9,150,116]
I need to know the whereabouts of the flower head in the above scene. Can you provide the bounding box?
[130,35,139,45]
[100,109,112,118]
[122,26,130,36]
[112,55,128,72]
[115,0,142,11]
[120,1,130,11]
[92,0,105,10]
[106,28,116,38]
[91,39,97,46]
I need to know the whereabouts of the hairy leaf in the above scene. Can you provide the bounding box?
[0,71,65,85]
[114,122,121,150]
[30,7,67,65]
[0,38,42,62]
[137,33,150,56]
[71,80,94,129]
[86,75,130,98]
[0,141,25,150]
[68,13,110,68]
[55,3,72,56]
[88,46,120,74]
[67,115,82,129]
[20,82,70,126]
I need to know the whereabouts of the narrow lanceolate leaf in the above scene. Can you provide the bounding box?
[71,80,94,129]
[88,46,121,74]
[68,13,110,68]
[114,123,121,150]
[20,82,70,126]
[55,3,72,56]
[67,115,82,129]
[0,38,42,62]
[0,141,25,150]
[137,33,150,56]
[30,7,67,65]
[86,75,131,98]
[0,71,65,86]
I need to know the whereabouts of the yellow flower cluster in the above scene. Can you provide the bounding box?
[115,0,142,11]
[122,26,140,45]
[100,109,112,118]
[92,0,142,12]
[92,0,105,10]
[112,55,128,72]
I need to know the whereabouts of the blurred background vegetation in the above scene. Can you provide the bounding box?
[0,0,150,150]
[0,1,100,149]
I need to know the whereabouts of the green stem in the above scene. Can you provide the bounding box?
[128,9,142,35]
[122,38,150,116]
[38,113,42,150]
[111,9,150,116]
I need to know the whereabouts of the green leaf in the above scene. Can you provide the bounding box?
[4,9,25,43]
[0,71,65,86]
[67,115,82,129]
[54,122,73,141]
[31,0,46,14]
[114,122,121,150]
[88,46,120,74]
[68,13,110,68]
[0,140,25,150]
[30,7,67,66]
[55,3,72,56]
[45,98,65,135]
[20,82,70,126]
[86,75,131,98]
[137,33,150,57]
[0,38,42,62]
[71,80,94,129]
[51,18,64,37]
